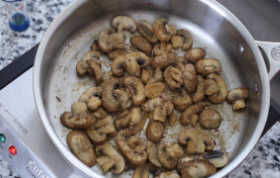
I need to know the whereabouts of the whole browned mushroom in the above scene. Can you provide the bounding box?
[96,143,126,174]
[86,116,116,145]
[67,130,96,167]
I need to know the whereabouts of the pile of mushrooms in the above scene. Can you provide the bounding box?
[60,15,249,178]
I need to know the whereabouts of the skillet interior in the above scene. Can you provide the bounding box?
[38,0,264,177]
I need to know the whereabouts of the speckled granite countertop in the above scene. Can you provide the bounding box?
[0,0,280,178]
[0,0,72,70]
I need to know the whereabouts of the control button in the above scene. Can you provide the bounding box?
[9,145,17,155]
[0,133,6,143]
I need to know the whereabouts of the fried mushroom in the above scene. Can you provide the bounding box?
[142,97,163,112]
[87,60,103,83]
[108,49,127,60]
[98,28,125,53]
[180,102,209,126]
[116,130,148,165]
[199,108,222,129]
[196,58,221,76]
[178,128,215,154]
[133,166,150,178]
[227,88,249,111]
[146,120,164,143]
[173,89,192,111]
[67,130,96,167]
[152,17,172,42]
[96,143,125,174]
[204,78,219,96]
[164,66,183,89]
[192,75,205,103]
[71,101,87,114]
[137,20,158,43]
[102,78,123,112]
[115,107,142,130]
[60,112,95,129]
[177,29,193,50]
[207,74,228,104]
[131,35,153,56]
[185,48,206,63]
[155,171,180,178]
[86,116,116,145]
[112,52,150,77]
[181,160,216,178]
[112,16,136,32]
[124,76,146,105]
[144,82,165,99]
[204,151,229,168]
[182,63,197,93]
[158,143,184,170]
[147,141,162,168]
[79,87,103,111]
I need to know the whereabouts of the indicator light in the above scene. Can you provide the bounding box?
[0,133,6,143]
[9,145,17,155]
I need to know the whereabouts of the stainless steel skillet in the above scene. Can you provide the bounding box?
[33,0,280,177]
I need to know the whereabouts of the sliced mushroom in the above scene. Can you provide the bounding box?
[131,35,153,56]
[147,141,162,168]
[145,82,165,99]
[204,78,219,96]
[114,89,132,110]
[115,107,142,130]
[181,160,216,178]
[171,35,184,49]
[152,101,174,122]
[180,102,209,126]
[79,87,103,111]
[87,60,103,83]
[148,67,163,84]
[178,128,215,154]
[112,52,150,77]
[67,130,96,167]
[152,52,176,69]
[177,29,193,50]
[86,116,116,145]
[152,17,172,42]
[207,74,228,104]
[146,120,164,143]
[98,28,125,53]
[168,111,179,126]
[133,166,150,178]
[142,97,163,112]
[96,143,126,174]
[102,78,123,112]
[204,151,229,168]
[112,16,136,32]
[153,43,174,56]
[185,48,206,63]
[172,89,192,111]
[60,112,95,129]
[227,88,248,111]
[93,108,108,120]
[137,20,158,43]
[142,67,153,84]
[164,66,183,89]
[192,75,205,103]
[76,59,88,77]
[116,130,148,165]
[196,58,221,76]
[108,49,127,60]
[158,143,184,170]
[199,108,222,129]
[90,40,100,51]
[124,76,146,105]
[155,171,180,178]
[76,51,101,77]
[71,101,87,114]
[182,63,197,93]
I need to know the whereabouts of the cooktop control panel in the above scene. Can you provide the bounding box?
[0,115,53,178]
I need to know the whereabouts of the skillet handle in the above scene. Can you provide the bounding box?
[256,41,280,80]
